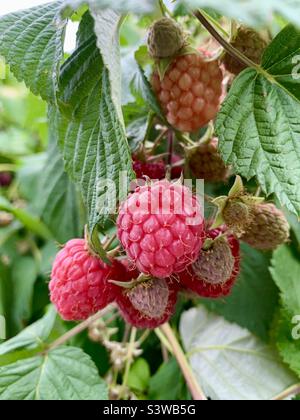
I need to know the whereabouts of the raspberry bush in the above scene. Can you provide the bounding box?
[0,0,300,402]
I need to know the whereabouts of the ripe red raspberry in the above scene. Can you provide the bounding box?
[0,172,12,187]
[49,239,126,321]
[180,228,240,298]
[240,203,290,250]
[171,154,184,179]
[133,159,166,180]
[223,26,268,75]
[117,180,204,279]
[116,277,179,329]
[188,138,230,182]
[152,53,223,133]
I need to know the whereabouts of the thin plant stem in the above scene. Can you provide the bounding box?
[155,328,174,354]
[47,305,115,352]
[103,234,117,251]
[150,128,169,154]
[137,330,150,345]
[123,323,131,344]
[160,323,207,401]
[161,344,170,363]
[158,0,172,17]
[255,186,262,197]
[167,130,174,167]
[272,383,300,401]
[122,327,137,390]
[199,9,229,38]
[194,10,258,70]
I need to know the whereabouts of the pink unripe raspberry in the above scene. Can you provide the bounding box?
[152,53,223,133]
[180,228,240,298]
[117,180,205,279]
[49,239,125,321]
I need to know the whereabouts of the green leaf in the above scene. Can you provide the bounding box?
[17,154,47,202]
[0,346,108,400]
[262,25,300,102]
[0,197,52,241]
[11,258,38,332]
[149,357,190,400]
[178,0,300,28]
[202,244,279,342]
[132,65,164,119]
[62,0,156,16]
[127,116,149,152]
[35,110,83,244]
[273,308,300,379]
[57,11,134,233]
[0,1,67,103]
[0,127,36,157]
[216,26,300,216]
[0,306,56,356]
[128,358,150,393]
[121,46,163,118]
[216,67,300,215]
[270,245,300,315]
[180,306,297,400]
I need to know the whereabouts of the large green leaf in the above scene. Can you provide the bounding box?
[270,245,300,316]
[11,258,38,333]
[36,110,83,244]
[203,244,278,342]
[179,0,300,28]
[0,346,108,400]
[216,26,300,216]
[180,306,297,400]
[0,1,66,103]
[0,197,52,241]
[262,25,300,102]
[57,11,134,232]
[0,306,56,356]
[62,0,156,16]
[273,308,300,379]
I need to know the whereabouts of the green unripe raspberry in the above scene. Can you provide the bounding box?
[240,203,290,250]
[147,18,185,59]
[223,26,268,75]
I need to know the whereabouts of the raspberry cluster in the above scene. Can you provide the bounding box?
[48,19,289,331]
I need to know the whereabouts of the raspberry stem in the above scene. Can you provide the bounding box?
[194,10,258,70]
[158,0,172,18]
[160,323,207,401]
[121,327,137,395]
[167,130,174,167]
[272,383,300,401]
[46,305,116,352]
